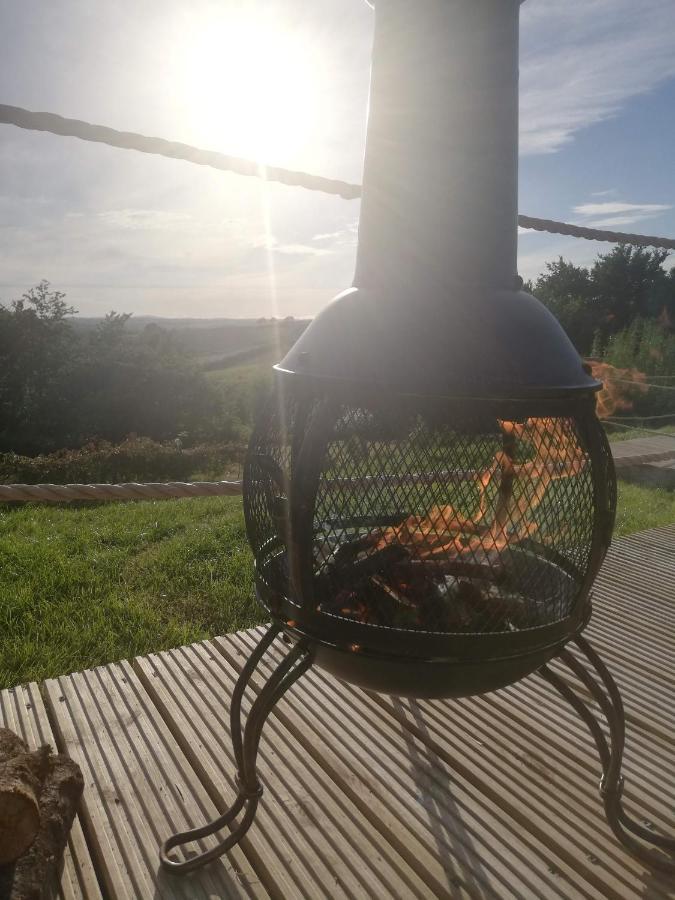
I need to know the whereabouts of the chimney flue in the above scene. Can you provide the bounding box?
[355,0,521,295]
[277,0,597,398]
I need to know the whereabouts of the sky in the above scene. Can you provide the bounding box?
[1,0,674,319]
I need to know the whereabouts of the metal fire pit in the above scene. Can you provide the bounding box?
[244,390,614,698]
[161,0,675,875]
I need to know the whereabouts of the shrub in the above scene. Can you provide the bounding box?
[602,319,675,419]
[0,286,228,456]
[604,318,675,376]
[0,437,244,486]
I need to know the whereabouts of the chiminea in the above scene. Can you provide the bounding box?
[162,0,675,875]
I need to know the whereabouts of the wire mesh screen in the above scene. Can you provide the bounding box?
[244,393,612,637]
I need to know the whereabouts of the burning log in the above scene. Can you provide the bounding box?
[313,416,586,635]
[331,540,409,577]
[317,529,529,632]
[0,728,84,900]
[397,557,507,583]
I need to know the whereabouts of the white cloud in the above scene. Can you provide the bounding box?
[574,202,671,217]
[572,201,672,228]
[274,242,333,257]
[312,221,359,246]
[520,0,675,154]
[250,235,334,257]
[92,209,194,231]
[518,236,606,283]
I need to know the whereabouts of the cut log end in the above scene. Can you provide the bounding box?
[0,728,83,898]
[0,794,40,867]
[0,746,49,867]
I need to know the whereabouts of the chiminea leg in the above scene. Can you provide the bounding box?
[160,624,313,874]
[539,634,675,873]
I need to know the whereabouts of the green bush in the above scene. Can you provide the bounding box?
[0,284,230,455]
[531,246,675,356]
[604,318,675,375]
[602,319,675,418]
[0,437,244,485]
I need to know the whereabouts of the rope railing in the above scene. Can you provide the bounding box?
[615,378,675,391]
[2,103,675,251]
[3,437,675,502]
[2,104,674,503]
[0,480,243,503]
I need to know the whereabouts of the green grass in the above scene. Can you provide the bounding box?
[0,497,264,689]
[614,481,675,535]
[0,480,673,689]
[206,358,272,393]
[607,424,675,442]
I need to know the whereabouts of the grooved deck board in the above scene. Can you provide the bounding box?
[217,629,611,899]
[135,643,437,899]
[43,661,266,900]
[611,436,675,464]
[579,526,675,743]
[0,682,102,900]
[8,523,672,898]
[222,629,674,900]
[374,687,674,899]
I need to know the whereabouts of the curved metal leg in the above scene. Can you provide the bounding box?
[160,624,314,874]
[539,634,675,873]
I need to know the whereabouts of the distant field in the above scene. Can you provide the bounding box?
[1,480,673,689]
[206,355,276,439]
[71,314,308,370]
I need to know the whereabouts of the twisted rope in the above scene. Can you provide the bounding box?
[2,104,674,250]
[0,480,243,503]
[517,216,675,251]
[4,438,675,502]
[0,105,360,200]
[614,378,675,391]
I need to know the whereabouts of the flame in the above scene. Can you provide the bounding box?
[370,418,584,563]
[589,361,647,419]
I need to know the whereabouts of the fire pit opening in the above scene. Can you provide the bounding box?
[244,389,614,696]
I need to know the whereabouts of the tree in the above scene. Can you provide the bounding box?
[532,258,598,354]
[532,246,674,356]
[589,245,670,335]
[0,284,225,454]
[0,282,79,454]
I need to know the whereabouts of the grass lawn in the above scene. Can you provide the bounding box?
[606,424,675,441]
[1,481,674,689]
[0,497,263,689]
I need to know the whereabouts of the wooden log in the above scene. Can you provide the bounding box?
[0,730,28,764]
[0,753,84,900]
[0,743,48,866]
[395,557,506,582]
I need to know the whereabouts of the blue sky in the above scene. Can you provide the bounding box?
[1,0,674,318]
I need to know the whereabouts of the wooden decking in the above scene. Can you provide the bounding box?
[611,434,675,469]
[1,526,674,899]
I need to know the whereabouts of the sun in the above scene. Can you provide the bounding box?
[172,11,324,165]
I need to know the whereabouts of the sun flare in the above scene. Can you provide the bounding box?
[172,12,324,165]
